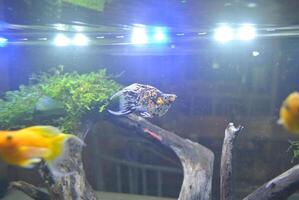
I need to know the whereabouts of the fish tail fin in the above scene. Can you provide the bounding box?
[108,109,133,116]
[277,118,284,125]
[108,91,136,116]
[45,134,84,177]
[109,90,123,101]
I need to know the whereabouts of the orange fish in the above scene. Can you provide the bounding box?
[0,126,84,176]
[278,92,299,133]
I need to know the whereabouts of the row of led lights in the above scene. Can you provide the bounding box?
[54,33,90,46]
[130,25,169,44]
[54,26,169,46]
[214,24,257,43]
[127,24,257,44]
[0,26,171,47]
[0,33,91,47]
[0,24,257,47]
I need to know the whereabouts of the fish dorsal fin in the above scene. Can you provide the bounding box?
[21,126,62,138]
[46,135,84,177]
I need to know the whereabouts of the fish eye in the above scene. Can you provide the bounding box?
[6,135,12,141]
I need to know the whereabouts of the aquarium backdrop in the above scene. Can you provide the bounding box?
[1,0,299,200]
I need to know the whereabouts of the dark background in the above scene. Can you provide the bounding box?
[1,0,299,199]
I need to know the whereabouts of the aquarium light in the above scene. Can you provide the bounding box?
[73,25,84,32]
[54,24,67,31]
[153,27,169,43]
[38,38,48,41]
[53,34,71,46]
[214,25,234,43]
[0,37,8,47]
[252,51,260,56]
[236,24,256,40]
[131,25,148,45]
[72,33,89,46]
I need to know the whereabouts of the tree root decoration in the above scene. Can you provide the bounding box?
[108,114,215,200]
[243,164,299,200]
[220,123,244,200]
[9,181,50,200]
[37,122,97,200]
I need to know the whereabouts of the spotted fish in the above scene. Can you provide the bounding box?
[108,83,177,118]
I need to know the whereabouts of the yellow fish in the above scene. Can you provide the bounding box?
[0,126,84,176]
[278,92,299,133]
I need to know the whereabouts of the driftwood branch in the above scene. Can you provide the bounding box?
[108,114,215,200]
[220,123,243,200]
[38,121,97,200]
[9,181,50,200]
[221,121,299,200]
[243,164,299,200]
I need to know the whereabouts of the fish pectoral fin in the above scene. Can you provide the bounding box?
[108,109,134,116]
[140,112,153,118]
[20,158,42,168]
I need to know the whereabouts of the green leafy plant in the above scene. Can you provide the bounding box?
[0,67,122,132]
[288,140,299,162]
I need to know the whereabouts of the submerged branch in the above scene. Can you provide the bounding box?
[77,119,95,140]
[220,123,243,200]
[108,114,214,200]
[243,164,299,200]
[9,181,50,200]
[37,124,97,200]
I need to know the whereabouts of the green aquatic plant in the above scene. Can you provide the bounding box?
[0,67,122,132]
[288,140,299,161]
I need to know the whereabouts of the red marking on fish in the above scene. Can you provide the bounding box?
[143,128,162,141]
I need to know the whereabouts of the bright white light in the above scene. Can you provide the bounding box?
[73,25,84,32]
[72,33,89,46]
[252,51,260,56]
[236,24,256,40]
[247,2,257,8]
[55,24,67,31]
[131,26,148,45]
[53,34,70,46]
[153,27,168,43]
[214,25,234,43]
[0,37,8,47]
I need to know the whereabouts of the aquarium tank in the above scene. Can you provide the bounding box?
[1,0,299,200]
